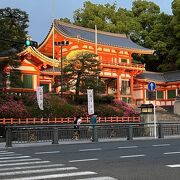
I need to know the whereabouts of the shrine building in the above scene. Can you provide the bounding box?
[2,20,180,106]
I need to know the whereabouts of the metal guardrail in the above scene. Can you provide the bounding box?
[4,122,180,147]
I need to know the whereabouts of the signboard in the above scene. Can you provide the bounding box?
[87,89,94,115]
[36,86,44,110]
[148,91,156,100]
[148,82,156,91]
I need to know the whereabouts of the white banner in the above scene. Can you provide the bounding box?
[36,86,44,110]
[87,89,94,115]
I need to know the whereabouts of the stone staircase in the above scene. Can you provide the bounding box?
[156,106,180,122]
[134,105,180,122]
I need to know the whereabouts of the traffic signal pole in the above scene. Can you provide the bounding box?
[148,82,157,139]
[153,99,157,139]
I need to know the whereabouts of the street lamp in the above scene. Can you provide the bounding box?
[54,41,69,97]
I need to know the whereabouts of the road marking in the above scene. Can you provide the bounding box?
[0,158,41,163]
[117,146,138,149]
[152,144,170,147]
[0,153,22,157]
[79,148,102,152]
[164,151,180,155]
[76,177,118,180]
[0,167,78,176]
[166,164,180,168]
[120,154,145,158]
[0,164,64,171]
[5,171,97,180]
[0,155,30,160]
[0,152,14,155]
[69,158,99,163]
[0,161,50,167]
[35,151,60,154]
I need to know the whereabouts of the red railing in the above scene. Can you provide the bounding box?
[101,61,145,69]
[0,116,140,125]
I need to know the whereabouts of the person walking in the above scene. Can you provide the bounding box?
[72,116,82,140]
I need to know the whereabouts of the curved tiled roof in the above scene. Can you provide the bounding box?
[19,46,59,67]
[164,70,180,82]
[136,71,180,83]
[41,67,61,73]
[54,20,154,54]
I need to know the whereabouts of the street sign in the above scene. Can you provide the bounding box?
[148,91,156,100]
[148,82,156,91]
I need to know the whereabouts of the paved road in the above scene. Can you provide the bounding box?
[1,138,180,179]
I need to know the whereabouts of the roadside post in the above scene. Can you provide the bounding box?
[148,82,157,139]
[6,127,12,147]
[52,127,59,144]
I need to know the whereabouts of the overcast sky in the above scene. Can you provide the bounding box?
[0,0,173,43]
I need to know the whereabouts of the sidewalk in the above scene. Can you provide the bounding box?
[1,136,180,149]
[0,137,148,149]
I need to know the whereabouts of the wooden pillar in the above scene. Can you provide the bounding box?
[129,50,133,65]
[117,76,121,100]
[142,82,146,104]
[116,50,120,64]
[130,75,134,103]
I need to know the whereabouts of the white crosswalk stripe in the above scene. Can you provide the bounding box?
[166,164,180,168]
[0,150,117,180]
[0,153,22,157]
[76,177,118,180]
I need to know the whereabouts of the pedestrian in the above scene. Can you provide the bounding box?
[72,116,82,140]
[88,114,97,141]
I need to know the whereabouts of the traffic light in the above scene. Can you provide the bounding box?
[25,39,38,48]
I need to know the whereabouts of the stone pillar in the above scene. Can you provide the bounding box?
[174,95,180,115]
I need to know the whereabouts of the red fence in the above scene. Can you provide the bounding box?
[0,116,140,125]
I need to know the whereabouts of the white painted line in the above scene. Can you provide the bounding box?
[0,167,78,176]
[164,151,180,155]
[79,148,102,152]
[0,152,14,155]
[0,155,30,160]
[120,154,145,158]
[0,158,41,163]
[0,164,64,171]
[5,171,97,180]
[0,161,50,167]
[76,176,118,180]
[152,144,170,147]
[0,153,22,157]
[166,164,180,168]
[117,146,138,149]
[69,158,99,163]
[35,151,60,155]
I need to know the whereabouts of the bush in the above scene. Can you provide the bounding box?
[114,100,139,117]
[0,93,138,118]
[95,104,123,117]
[0,96,29,118]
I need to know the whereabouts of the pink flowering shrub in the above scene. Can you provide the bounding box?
[0,93,139,118]
[0,96,29,118]
[95,104,123,117]
[114,100,139,117]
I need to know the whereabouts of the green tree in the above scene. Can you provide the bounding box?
[72,0,178,72]
[0,7,29,88]
[73,1,117,32]
[169,0,180,69]
[59,50,105,99]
